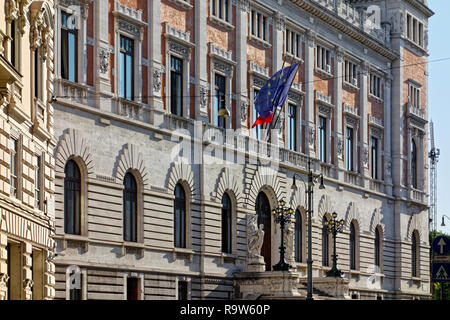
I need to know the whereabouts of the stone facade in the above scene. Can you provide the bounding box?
[52,0,432,300]
[0,0,56,300]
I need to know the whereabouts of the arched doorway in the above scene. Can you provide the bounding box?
[255,192,271,271]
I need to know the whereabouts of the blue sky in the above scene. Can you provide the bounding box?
[428,0,450,235]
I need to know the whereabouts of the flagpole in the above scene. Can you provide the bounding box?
[265,57,287,142]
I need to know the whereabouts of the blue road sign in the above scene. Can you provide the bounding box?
[432,236,450,256]
[432,262,450,282]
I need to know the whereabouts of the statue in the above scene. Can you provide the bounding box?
[247,214,264,259]
[284,224,295,267]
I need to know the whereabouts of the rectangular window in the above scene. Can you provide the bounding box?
[371,137,378,179]
[409,84,420,108]
[211,0,230,23]
[61,11,78,82]
[250,10,268,42]
[10,20,17,68]
[127,277,140,300]
[34,155,41,209]
[285,29,301,59]
[120,36,134,101]
[34,49,41,99]
[214,74,226,128]
[10,138,18,198]
[318,116,327,163]
[344,60,357,86]
[346,127,354,171]
[407,14,411,40]
[316,45,331,73]
[69,271,82,300]
[178,281,188,300]
[370,73,381,99]
[419,22,424,47]
[287,104,297,151]
[253,89,260,140]
[170,56,183,117]
[413,18,417,43]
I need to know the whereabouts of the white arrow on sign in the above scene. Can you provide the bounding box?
[438,238,447,254]
[436,265,448,280]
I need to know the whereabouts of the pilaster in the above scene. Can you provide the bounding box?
[95,0,112,94]
[305,29,316,157]
[44,250,55,300]
[360,61,369,184]
[236,0,249,133]
[384,73,393,196]
[0,233,8,300]
[273,11,285,147]
[22,242,32,300]
[195,0,208,122]
[149,0,164,126]
[334,46,344,176]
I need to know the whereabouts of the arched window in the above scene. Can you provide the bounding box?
[174,183,186,248]
[294,210,302,262]
[322,217,329,267]
[221,193,232,254]
[64,160,81,235]
[255,192,271,271]
[375,227,381,268]
[350,222,356,270]
[123,172,137,242]
[411,140,418,189]
[412,232,418,277]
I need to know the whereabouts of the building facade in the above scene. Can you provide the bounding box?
[52,0,432,300]
[0,0,56,300]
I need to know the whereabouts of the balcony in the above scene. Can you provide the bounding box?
[0,54,22,107]
[369,179,383,193]
[164,113,194,136]
[56,78,89,106]
[344,171,361,187]
[116,98,146,121]
[407,102,426,122]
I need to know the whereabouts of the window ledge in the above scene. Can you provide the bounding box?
[343,81,359,91]
[59,234,89,252]
[121,241,145,257]
[209,16,235,31]
[248,35,271,49]
[166,0,193,10]
[173,247,195,262]
[285,53,304,64]
[315,67,333,78]
[369,93,383,104]
[220,252,239,265]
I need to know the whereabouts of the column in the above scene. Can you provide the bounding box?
[0,233,8,300]
[334,46,344,177]
[149,0,164,126]
[236,0,249,133]
[360,61,369,185]
[384,74,393,196]
[95,0,112,94]
[44,249,56,300]
[273,12,285,147]
[305,29,316,157]
[22,242,32,300]
[195,0,208,122]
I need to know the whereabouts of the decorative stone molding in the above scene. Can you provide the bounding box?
[289,186,305,212]
[211,167,244,205]
[249,61,269,79]
[370,126,383,139]
[209,43,235,65]
[336,136,344,156]
[316,91,332,107]
[153,67,163,93]
[344,202,361,231]
[308,125,315,147]
[165,23,192,47]
[99,48,111,74]
[369,208,385,235]
[240,100,249,122]
[55,128,95,176]
[166,162,196,199]
[306,29,316,48]
[317,194,334,221]
[406,214,425,243]
[199,85,208,110]
[362,146,369,165]
[245,165,285,209]
[114,143,149,186]
[166,0,193,10]
[369,114,383,128]
[346,115,359,128]
[213,60,234,77]
[343,103,359,118]
[335,46,345,63]
[273,11,286,32]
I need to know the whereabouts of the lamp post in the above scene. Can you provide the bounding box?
[441,215,450,227]
[291,158,325,300]
[324,212,345,278]
[271,200,294,271]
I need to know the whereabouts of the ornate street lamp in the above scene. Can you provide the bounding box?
[271,199,294,271]
[324,212,345,278]
[291,158,325,300]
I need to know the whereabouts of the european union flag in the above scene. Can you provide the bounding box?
[252,63,299,128]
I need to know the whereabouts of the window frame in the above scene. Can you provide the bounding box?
[123,172,138,242]
[322,217,330,267]
[344,59,358,87]
[210,0,232,24]
[221,193,233,254]
[371,136,379,180]
[346,126,354,172]
[119,35,135,101]
[9,137,19,199]
[214,72,227,129]
[287,103,298,152]
[34,154,43,210]
[369,73,382,99]
[249,8,270,44]
[170,55,184,117]
[64,159,82,235]
[60,9,79,83]
[411,139,418,189]
[285,27,303,61]
[316,44,332,74]
[318,115,328,163]
[174,183,187,249]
